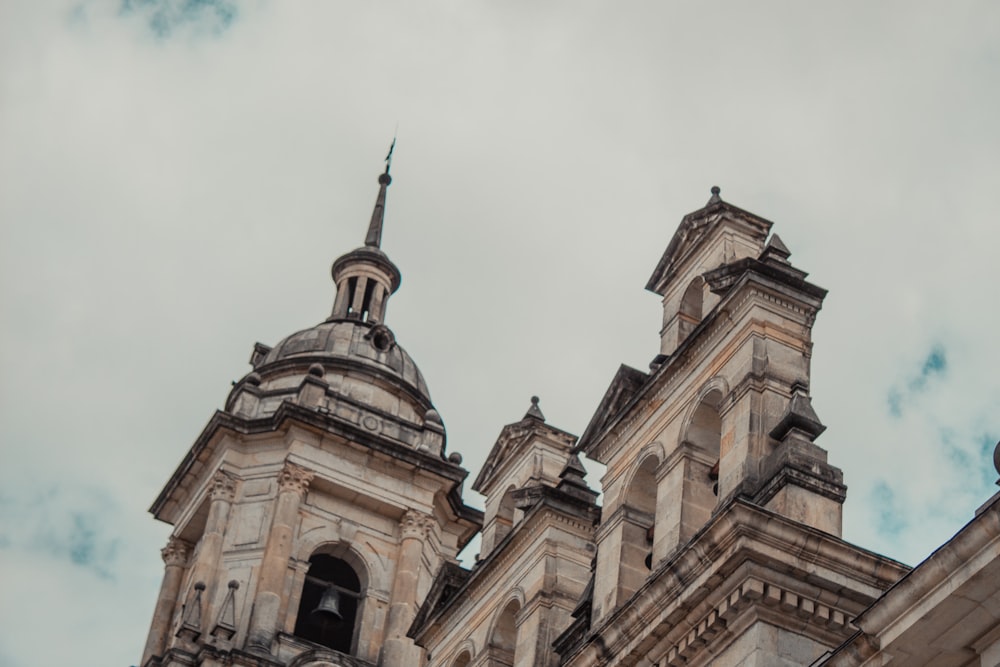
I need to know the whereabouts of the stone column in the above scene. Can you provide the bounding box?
[141,538,190,665]
[188,470,236,634]
[379,510,433,667]
[246,462,314,652]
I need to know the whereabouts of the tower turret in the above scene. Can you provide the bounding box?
[139,155,482,667]
[329,159,401,323]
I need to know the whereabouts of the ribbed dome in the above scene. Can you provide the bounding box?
[223,159,444,450]
[260,319,430,402]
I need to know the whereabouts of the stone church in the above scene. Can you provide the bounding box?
[139,162,1000,667]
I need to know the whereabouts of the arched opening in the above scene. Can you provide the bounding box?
[678,277,705,342]
[622,454,660,592]
[488,599,521,666]
[688,390,723,497]
[495,485,517,544]
[293,553,363,655]
[452,650,472,667]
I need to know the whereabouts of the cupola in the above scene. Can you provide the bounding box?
[329,158,401,323]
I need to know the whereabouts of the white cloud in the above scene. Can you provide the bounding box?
[1,1,998,665]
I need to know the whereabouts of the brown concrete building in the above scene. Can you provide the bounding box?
[139,166,1000,667]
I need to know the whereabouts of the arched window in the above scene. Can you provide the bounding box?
[625,455,659,571]
[678,277,705,342]
[452,650,472,667]
[688,390,723,497]
[495,485,517,544]
[293,554,363,655]
[488,598,521,666]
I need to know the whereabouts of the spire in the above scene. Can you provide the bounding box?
[364,138,395,248]
[329,142,402,323]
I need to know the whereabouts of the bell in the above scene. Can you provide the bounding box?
[311,586,343,622]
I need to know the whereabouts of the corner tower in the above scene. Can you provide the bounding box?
[558,188,908,667]
[140,157,482,667]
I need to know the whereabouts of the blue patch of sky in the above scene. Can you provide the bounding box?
[0,485,122,580]
[119,0,238,38]
[977,432,999,487]
[887,344,947,418]
[870,480,908,538]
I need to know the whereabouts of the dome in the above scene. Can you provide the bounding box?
[261,319,430,402]
[225,319,436,434]
[223,161,445,455]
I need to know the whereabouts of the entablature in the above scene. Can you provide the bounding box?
[558,499,908,667]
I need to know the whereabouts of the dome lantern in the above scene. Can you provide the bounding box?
[329,143,401,324]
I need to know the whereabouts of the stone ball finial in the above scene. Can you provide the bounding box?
[378,172,392,185]
[531,396,540,406]
[993,439,1000,482]
[424,408,442,424]
[308,363,325,378]
[246,372,262,386]
[711,185,721,195]
[448,451,463,465]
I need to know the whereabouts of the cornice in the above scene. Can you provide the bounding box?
[584,273,823,463]
[227,352,432,416]
[410,489,598,646]
[562,499,908,666]
[149,402,475,524]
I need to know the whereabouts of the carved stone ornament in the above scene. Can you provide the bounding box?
[161,538,189,567]
[209,470,237,502]
[400,509,434,540]
[278,462,315,496]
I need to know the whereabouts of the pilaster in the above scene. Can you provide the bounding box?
[142,537,191,665]
[246,461,314,653]
[380,509,434,667]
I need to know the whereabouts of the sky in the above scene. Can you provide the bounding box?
[1,2,999,665]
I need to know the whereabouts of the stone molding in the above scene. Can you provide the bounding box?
[594,505,654,542]
[563,499,907,667]
[278,461,315,497]
[593,279,819,462]
[209,470,237,502]
[659,577,849,666]
[161,538,190,567]
[400,509,435,540]
[412,501,596,647]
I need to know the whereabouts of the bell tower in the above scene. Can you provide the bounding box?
[140,154,482,667]
[559,188,906,667]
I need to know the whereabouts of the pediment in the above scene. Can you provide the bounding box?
[646,199,773,296]
[408,561,470,640]
[576,364,648,456]
[471,419,538,493]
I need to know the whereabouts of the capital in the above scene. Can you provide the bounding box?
[209,470,237,502]
[400,509,434,540]
[161,538,190,567]
[278,461,315,496]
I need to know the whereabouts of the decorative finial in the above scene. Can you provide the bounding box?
[993,439,1000,485]
[708,185,722,205]
[525,395,545,421]
[378,135,395,185]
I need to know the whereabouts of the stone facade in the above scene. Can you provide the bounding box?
[140,173,1000,667]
